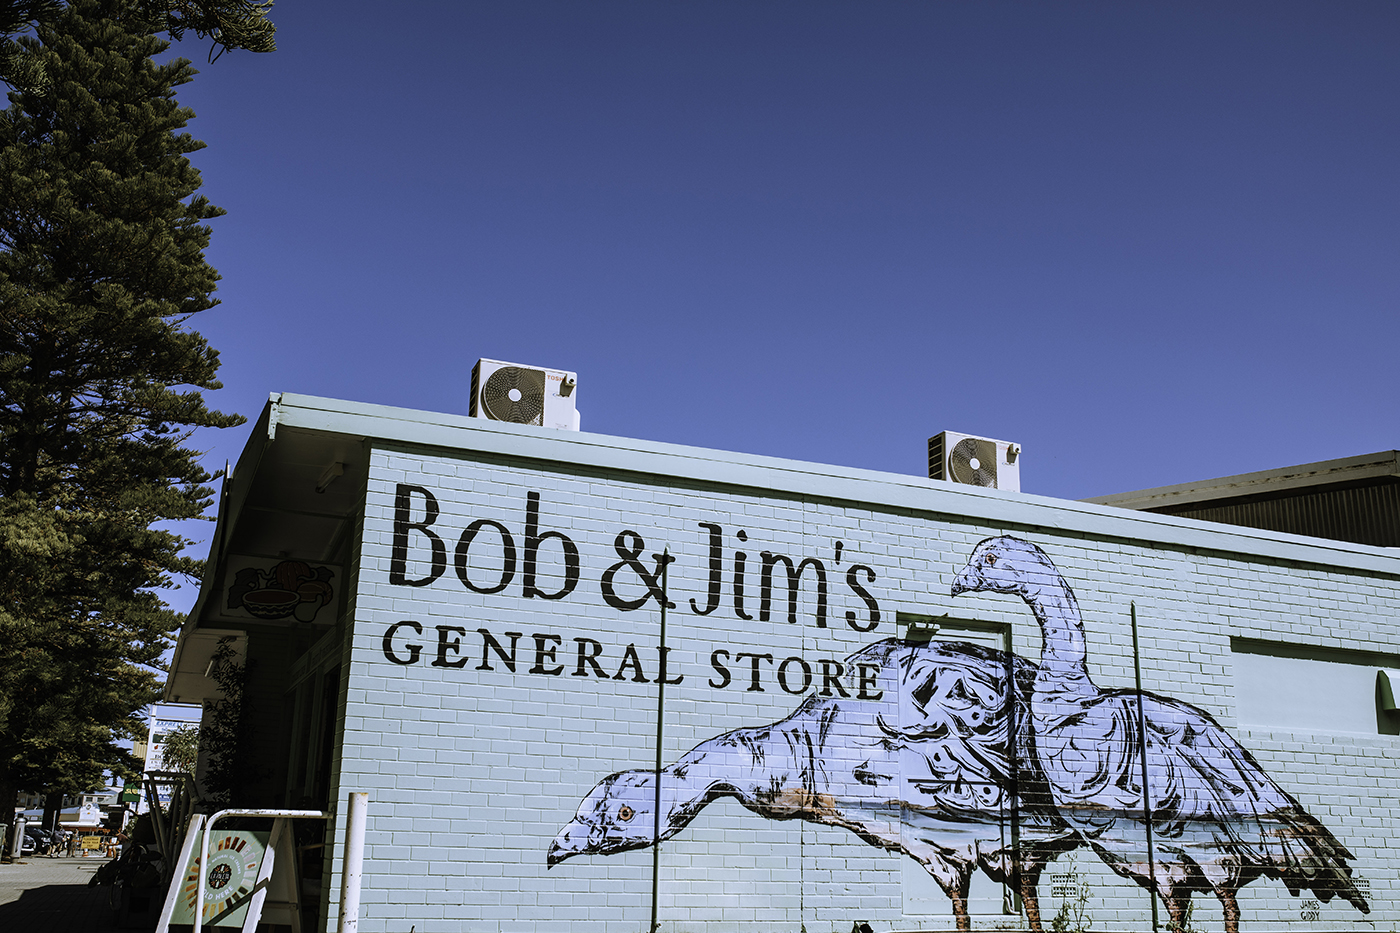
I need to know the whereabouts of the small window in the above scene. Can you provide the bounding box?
[1231,647,1400,736]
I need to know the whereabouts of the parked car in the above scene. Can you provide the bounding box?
[23,826,54,855]
[30,827,67,855]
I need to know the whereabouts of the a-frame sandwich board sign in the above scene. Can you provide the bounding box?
[157,815,305,933]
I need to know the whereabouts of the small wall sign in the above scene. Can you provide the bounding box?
[218,556,339,626]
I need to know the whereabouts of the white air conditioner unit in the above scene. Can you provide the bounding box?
[928,431,1021,492]
[469,359,580,430]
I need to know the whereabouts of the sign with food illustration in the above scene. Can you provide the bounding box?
[220,557,338,625]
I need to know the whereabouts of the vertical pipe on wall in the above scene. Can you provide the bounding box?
[1130,603,1160,932]
[1003,626,1021,915]
[338,792,369,933]
[650,551,670,933]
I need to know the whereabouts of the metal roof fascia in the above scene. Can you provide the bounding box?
[265,393,1400,578]
[1084,450,1400,511]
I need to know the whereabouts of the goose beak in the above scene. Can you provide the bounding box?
[547,821,587,866]
[950,565,977,597]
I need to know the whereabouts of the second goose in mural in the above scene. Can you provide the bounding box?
[549,637,1079,932]
[950,535,1370,933]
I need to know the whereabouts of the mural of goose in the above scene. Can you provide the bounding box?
[549,637,1079,931]
[951,535,1370,933]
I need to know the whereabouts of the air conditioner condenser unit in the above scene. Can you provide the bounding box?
[928,431,1021,492]
[470,359,580,430]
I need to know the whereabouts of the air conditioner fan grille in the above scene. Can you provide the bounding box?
[480,366,546,425]
[948,437,998,488]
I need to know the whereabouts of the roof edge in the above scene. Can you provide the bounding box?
[264,393,1400,577]
[1083,450,1400,511]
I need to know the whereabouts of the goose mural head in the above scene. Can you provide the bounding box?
[950,535,1059,599]
[548,769,661,866]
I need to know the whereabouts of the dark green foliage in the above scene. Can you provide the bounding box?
[151,0,276,57]
[199,637,263,806]
[0,0,249,816]
[0,1,274,89]
[0,3,64,90]
[159,721,199,775]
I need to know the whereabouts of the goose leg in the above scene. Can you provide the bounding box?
[1018,860,1046,932]
[1164,892,1191,933]
[949,870,974,933]
[1214,887,1240,933]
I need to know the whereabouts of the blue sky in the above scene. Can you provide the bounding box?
[169,1,1398,578]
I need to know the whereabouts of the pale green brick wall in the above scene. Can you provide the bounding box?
[317,441,1400,933]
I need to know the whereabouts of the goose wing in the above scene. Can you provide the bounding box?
[1068,690,1368,910]
[873,641,1017,821]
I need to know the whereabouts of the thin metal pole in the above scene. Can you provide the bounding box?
[1003,628,1021,915]
[1131,603,1160,932]
[154,813,206,933]
[650,551,670,933]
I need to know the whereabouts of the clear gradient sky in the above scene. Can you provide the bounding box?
[164,1,1399,604]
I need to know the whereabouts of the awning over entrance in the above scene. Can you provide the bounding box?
[165,395,366,702]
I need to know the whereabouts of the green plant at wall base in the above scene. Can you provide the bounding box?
[1050,857,1093,933]
[198,637,264,806]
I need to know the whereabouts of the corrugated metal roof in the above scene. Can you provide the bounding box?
[1163,481,1400,547]
[1086,451,1400,547]
[1085,450,1400,510]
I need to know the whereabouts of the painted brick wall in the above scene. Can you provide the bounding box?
[321,443,1400,933]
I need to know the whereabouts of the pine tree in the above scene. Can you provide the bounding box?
[0,0,254,820]
[1,1,275,89]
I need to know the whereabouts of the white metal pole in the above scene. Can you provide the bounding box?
[191,809,223,933]
[154,813,205,933]
[8,817,24,859]
[337,793,369,933]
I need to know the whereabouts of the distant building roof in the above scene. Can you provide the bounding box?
[1084,450,1400,547]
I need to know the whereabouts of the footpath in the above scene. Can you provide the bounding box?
[0,854,121,933]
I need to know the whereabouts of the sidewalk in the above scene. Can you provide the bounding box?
[0,855,123,932]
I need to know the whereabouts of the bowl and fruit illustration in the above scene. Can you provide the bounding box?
[227,560,335,623]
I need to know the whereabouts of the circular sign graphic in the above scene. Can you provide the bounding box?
[209,862,233,889]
